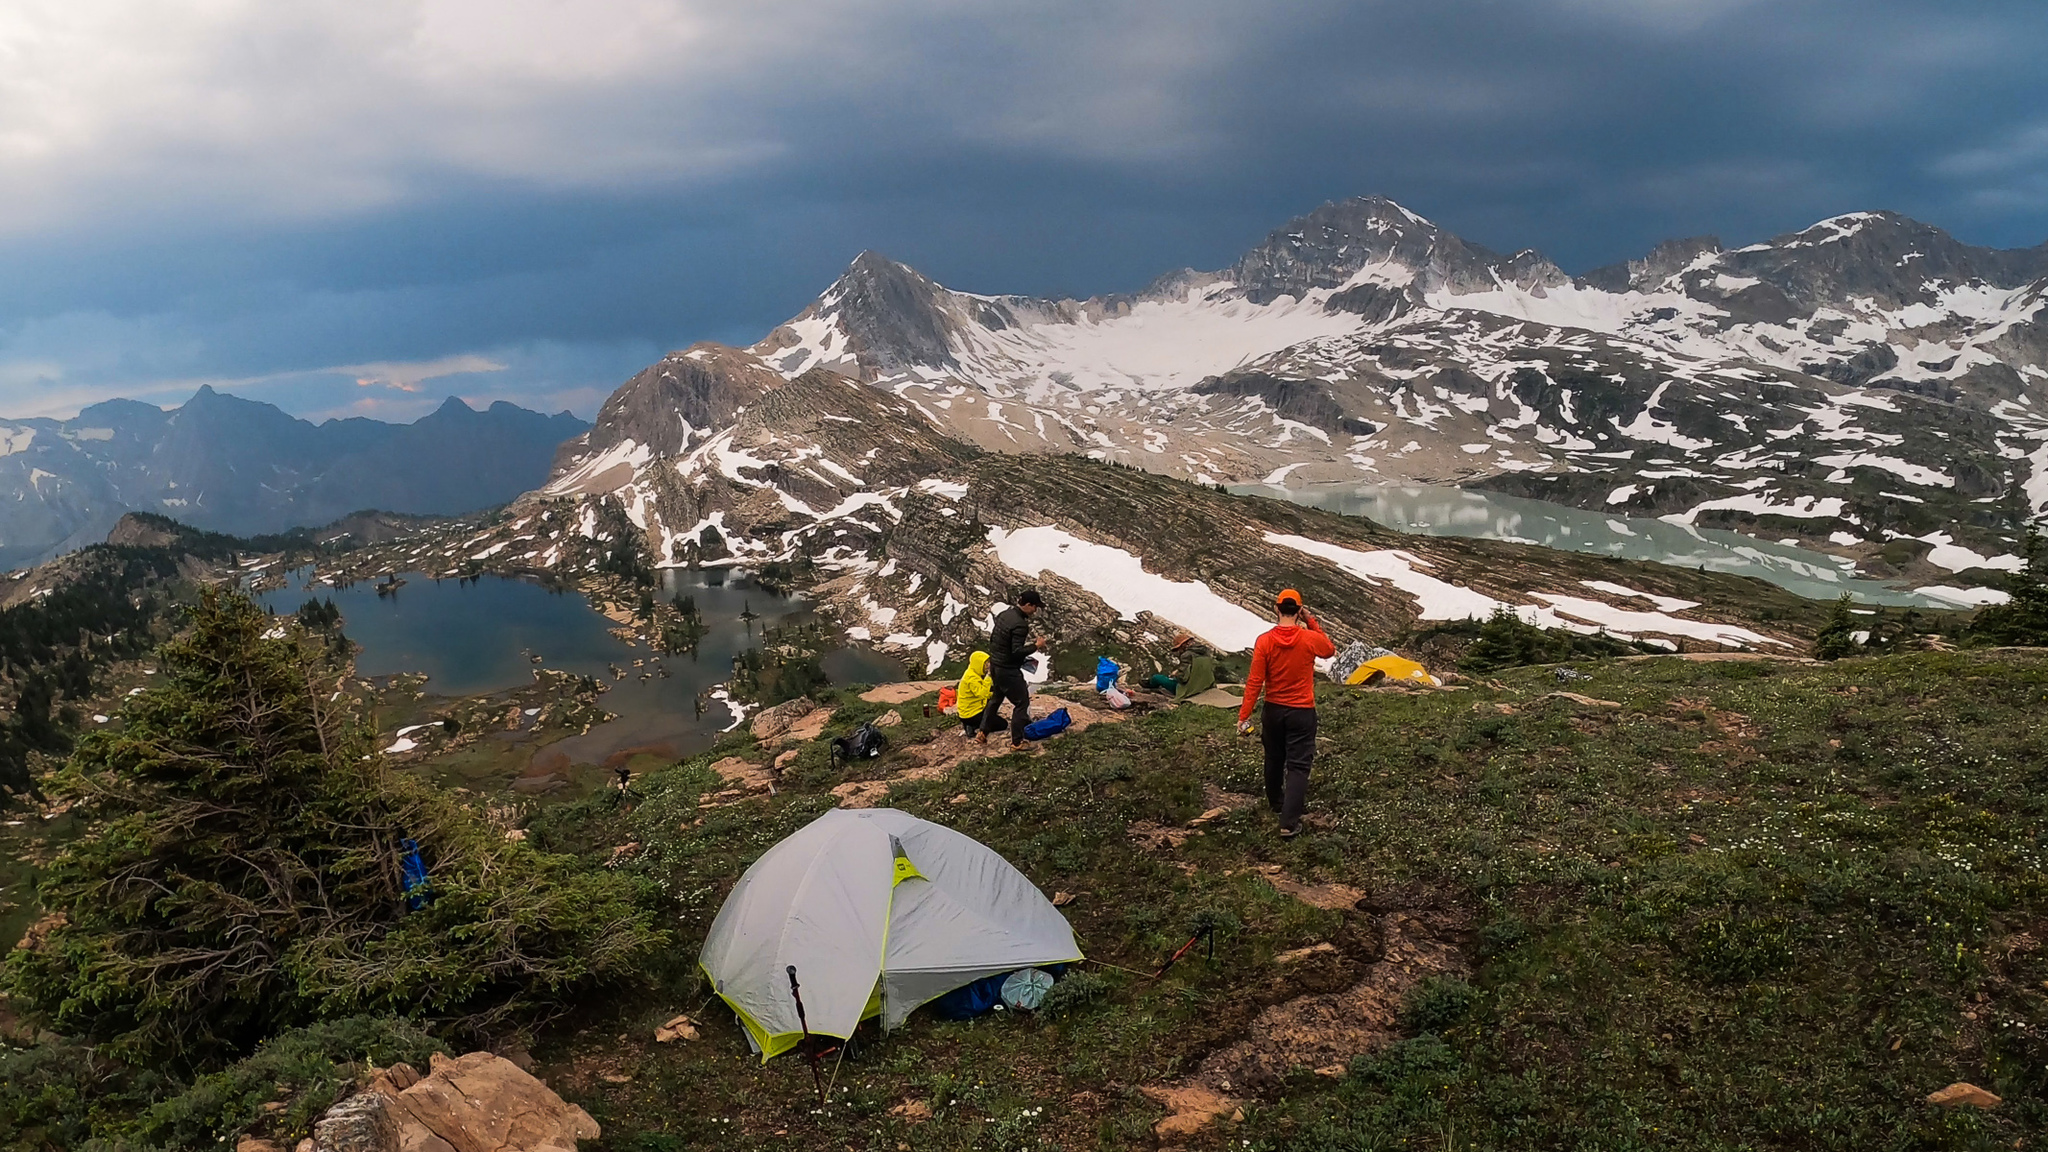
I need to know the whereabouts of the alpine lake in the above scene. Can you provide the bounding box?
[1239,480,1968,608]
[256,569,906,801]
[259,483,1958,802]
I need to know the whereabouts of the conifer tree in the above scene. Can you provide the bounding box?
[5,589,663,1066]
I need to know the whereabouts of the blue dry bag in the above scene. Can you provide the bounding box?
[400,838,432,911]
[1094,657,1121,692]
[1021,708,1071,741]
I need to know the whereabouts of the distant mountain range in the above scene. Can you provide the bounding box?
[0,387,587,569]
[548,196,2048,584]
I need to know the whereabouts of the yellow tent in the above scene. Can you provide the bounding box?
[1345,654,1438,687]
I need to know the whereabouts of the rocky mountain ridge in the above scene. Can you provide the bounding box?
[0,388,586,570]
[541,197,2048,601]
[474,196,2048,667]
[420,368,1850,677]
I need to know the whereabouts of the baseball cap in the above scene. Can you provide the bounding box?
[1276,588,1302,609]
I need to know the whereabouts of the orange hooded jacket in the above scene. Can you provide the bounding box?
[1239,613,1336,724]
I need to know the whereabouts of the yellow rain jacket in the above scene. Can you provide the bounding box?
[956,651,993,721]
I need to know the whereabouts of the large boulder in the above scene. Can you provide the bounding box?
[749,697,815,742]
[312,1052,598,1152]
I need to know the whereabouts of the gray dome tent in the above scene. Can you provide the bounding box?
[698,808,1082,1059]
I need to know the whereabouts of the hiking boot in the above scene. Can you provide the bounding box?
[973,732,988,746]
[1277,826,1300,840]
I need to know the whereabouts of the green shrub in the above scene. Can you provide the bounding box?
[3,590,666,1068]
[1399,976,1479,1035]
[1038,970,1112,1020]
[120,1015,447,1150]
[1452,608,1648,672]
[1811,594,1864,660]
[0,1038,157,1151]
[1966,544,2048,646]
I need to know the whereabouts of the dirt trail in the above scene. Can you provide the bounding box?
[831,694,1125,808]
[1146,910,1470,1144]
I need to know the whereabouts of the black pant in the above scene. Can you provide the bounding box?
[1262,703,1317,830]
[961,714,988,737]
[979,665,1031,744]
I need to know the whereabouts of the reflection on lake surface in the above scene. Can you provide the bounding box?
[258,569,905,775]
[1238,482,1944,607]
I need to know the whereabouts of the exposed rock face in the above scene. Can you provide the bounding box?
[748,697,816,742]
[534,194,2048,578]
[312,1053,598,1152]
[1579,235,1724,293]
[547,343,781,497]
[312,1092,398,1152]
[1228,195,1566,303]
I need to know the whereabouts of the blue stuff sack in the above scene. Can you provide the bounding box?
[1095,657,1121,691]
[400,838,432,911]
[1021,708,1071,741]
[932,971,1011,1019]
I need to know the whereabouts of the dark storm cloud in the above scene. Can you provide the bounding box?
[0,0,2042,420]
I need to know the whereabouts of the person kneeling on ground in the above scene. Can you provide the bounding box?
[978,588,1046,748]
[956,651,996,737]
[1238,589,1336,838]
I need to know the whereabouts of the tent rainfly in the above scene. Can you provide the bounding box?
[698,808,1083,1060]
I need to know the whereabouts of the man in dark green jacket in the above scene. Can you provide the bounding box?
[977,588,1045,748]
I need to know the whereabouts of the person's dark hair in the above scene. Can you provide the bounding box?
[1277,596,1300,615]
[1017,588,1044,608]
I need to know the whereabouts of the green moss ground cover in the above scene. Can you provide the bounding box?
[505,651,2048,1151]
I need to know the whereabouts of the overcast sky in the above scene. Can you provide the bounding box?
[3,0,2044,423]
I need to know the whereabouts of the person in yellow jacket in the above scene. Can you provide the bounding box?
[955,651,995,737]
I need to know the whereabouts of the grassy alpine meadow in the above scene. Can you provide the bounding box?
[513,649,2048,1152]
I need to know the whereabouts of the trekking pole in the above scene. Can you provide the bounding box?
[1152,930,1207,980]
[787,965,823,1100]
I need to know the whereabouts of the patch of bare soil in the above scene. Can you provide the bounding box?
[1189,784,1261,826]
[707,756,774,793]
[1139,1085,1242,1143]
[828,696,1126,809]
[785,708,834,742]
[858,680,954,704]
[1145,910,1470,1143]
[829,779,892,808]
[1128,821,1195,851]
[1249,864,1365,912]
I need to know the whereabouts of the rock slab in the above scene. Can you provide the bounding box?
[749,697,815,742]
[1926,1082,2001,1109]
[313,1052,598,1152]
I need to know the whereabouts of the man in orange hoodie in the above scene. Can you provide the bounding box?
[1238,589,1336,838]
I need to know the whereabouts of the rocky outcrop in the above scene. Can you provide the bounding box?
[1228,195,1566,302]
[748,697,816,742]
[311,1052,598,1152]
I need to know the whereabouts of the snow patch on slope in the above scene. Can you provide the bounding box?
[986,525,1268,651]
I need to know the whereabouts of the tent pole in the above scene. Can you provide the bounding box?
[787,965,823,1100]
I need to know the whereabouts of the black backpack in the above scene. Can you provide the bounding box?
[830,722,888,768]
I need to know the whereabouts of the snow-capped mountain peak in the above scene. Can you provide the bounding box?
[549,195,2048,585]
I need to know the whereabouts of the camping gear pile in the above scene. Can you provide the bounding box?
[699,809,1083,1062]
[1332,642,1438,687]
[829,722,888,767]
[1095,657,1132,709]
